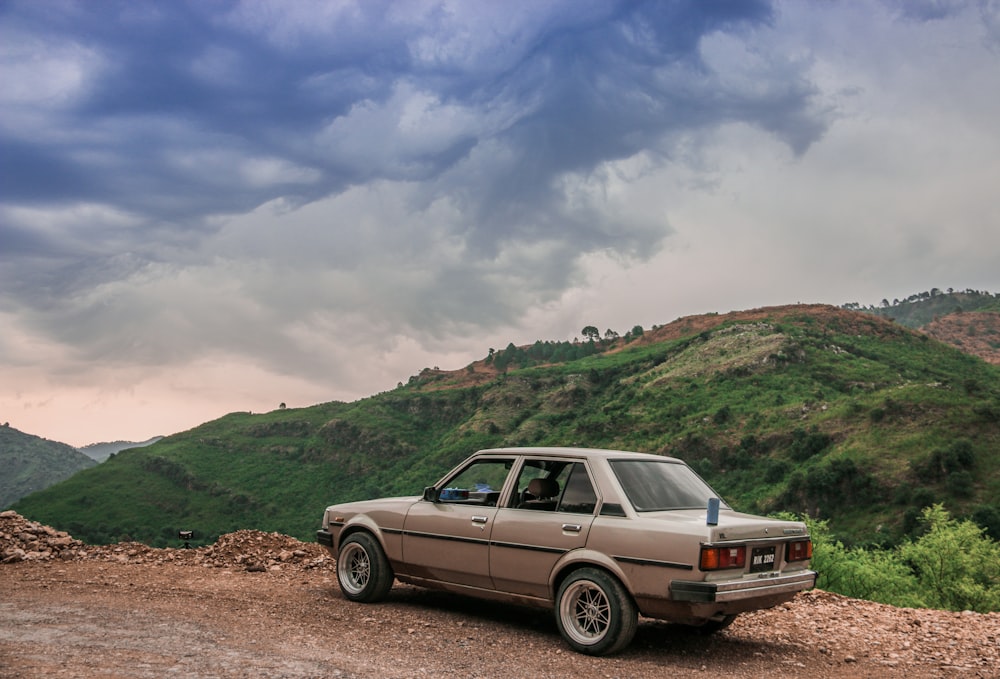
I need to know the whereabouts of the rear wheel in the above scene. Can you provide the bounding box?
[336,532,394,602]
[555,568,637,655]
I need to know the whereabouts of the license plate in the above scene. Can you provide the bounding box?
[750,546,776,573]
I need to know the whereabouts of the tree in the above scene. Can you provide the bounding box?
[899,505,1000,612]
[581,326,600,342]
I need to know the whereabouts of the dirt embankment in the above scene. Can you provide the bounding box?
[2,511,998,679]
[923,311,1000,365]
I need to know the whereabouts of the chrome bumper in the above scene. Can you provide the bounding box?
[670,570,817,603]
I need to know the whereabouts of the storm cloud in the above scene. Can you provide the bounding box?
[1,0,997,444]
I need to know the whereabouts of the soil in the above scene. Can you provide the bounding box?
[2,511,999,679]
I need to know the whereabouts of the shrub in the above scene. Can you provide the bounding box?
[789,427,833,462]
[972,505,1000,541]
[793,506,1000,613]
[801,515,924,608]
[712,405,732,425]
[764,459,790,484]
[946,470,974,498]
[898,505,1000,613]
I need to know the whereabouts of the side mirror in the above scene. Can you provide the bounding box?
[422,486,439,502]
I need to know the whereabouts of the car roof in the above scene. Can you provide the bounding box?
[476,446,682,463]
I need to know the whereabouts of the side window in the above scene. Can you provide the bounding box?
[509,460,571,511]
[557,463,598,515]
[437,458,512,507]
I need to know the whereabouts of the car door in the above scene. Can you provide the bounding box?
[401,456,514,590]
[490,460,599,600]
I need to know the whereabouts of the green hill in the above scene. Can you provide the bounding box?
[12,304,1000,548]
[0,425,97,508]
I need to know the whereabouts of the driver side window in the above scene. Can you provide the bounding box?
[437,458,513,507]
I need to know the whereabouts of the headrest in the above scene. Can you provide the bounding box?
[528,477,559,499]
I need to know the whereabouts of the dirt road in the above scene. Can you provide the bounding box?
[2,513,998,678]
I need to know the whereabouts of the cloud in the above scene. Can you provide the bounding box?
[0,0,827,329]
[3,0,995,444]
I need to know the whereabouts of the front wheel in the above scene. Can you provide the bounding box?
[555,568,637,655]
[336,532,394,602]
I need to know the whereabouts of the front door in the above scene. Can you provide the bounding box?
[401,456,514,590]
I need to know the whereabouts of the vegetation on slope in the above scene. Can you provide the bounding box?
[805,505,1000,613]
[0,425,97,508]
[12,305,1000,561]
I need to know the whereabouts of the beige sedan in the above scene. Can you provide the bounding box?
[317,447,816,655]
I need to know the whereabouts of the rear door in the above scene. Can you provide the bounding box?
[490,460,599,599]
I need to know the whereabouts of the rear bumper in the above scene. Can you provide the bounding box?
[670,570,817,603]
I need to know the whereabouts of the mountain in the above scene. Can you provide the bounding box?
[0,425,97,509]
[12,304,1000,548]
[78,437,164,463]
[846,289,1000,365]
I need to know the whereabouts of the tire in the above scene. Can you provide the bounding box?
[555,568,638,656]
[336,532,394,603]
[695,614,738,635]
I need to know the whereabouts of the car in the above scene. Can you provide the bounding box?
[317,447,816,655]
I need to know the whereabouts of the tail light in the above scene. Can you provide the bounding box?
[700,545,746,570]
[786,539,812,562]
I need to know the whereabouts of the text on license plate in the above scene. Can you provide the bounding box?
[750,546,776,573]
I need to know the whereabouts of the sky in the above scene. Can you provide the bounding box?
[2,0,999,447]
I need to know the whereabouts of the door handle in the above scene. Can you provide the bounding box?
[471,516,488,524]
[562,523,582,533]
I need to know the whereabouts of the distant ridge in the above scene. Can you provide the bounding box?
[78,437,163,463]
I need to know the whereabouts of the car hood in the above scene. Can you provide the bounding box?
[325,496,422,514]
[636,508,808,542]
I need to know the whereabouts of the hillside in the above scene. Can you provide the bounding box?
[12,304,1000,551]
[846,289,1000,365]
[0,425,97,509]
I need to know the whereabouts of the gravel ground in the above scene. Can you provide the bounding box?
[2,512,998,678]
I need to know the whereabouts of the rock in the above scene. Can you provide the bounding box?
[2,548,26,563]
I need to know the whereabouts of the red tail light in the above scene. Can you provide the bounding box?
[786,539,812,562]
[700,545,746,570]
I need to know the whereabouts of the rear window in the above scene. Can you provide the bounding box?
[609,459,727,512]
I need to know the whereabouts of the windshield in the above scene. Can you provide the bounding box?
[609,459,727,511]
